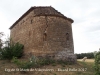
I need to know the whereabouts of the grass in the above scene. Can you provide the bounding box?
[0,59,95,75]
[77,59,95,62]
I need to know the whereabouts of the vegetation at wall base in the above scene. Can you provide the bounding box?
[12,57,36,69]
[12,55,77,71]
[0,58,95,75]
[0,40,24,60]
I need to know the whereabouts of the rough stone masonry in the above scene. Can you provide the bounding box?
[9,6,76,62]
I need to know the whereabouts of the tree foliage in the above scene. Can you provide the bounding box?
[0,36,24,60]
[0,32,4,49]
[94,51,100,75]
[76,52,94,59]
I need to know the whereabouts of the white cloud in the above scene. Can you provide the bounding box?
[0,12,10,33]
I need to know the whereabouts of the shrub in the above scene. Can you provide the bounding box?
[19,61,34,69]
[12,55,76,70]
[94,51,100,75]
[12,57,35,69]
[0,42,24,60]
[12,57,19,64]
[13,55,39,67]
[52,63,57,66]
[76,52,94,59]
[38,56,55,66]
[30,55,38,64]
[0,32,4,50]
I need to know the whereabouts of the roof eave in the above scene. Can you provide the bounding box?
[9,6,74,29]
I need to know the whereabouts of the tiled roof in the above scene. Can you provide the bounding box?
[9,6,74,29]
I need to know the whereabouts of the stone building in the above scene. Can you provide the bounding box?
[9,6,76,61]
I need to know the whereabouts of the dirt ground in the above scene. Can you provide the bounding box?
[0,59,95,75]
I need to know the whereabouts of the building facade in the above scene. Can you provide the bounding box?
[10,6,76,61]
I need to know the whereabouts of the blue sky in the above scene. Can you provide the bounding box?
[0,0,100,53]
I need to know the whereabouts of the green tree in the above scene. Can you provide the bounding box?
[0,37,24,60]
[0,32,4,49]
[76,52,94,59]
[94,51,100,75]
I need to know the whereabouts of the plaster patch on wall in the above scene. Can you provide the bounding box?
[55,49,76,62]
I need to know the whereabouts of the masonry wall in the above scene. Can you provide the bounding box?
[10,10,76,60]
[10,11,35,55]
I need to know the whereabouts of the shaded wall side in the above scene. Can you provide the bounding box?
[10,10,35,56]
[46,16,74,54]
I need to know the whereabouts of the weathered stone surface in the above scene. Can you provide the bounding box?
[10,6,76,62]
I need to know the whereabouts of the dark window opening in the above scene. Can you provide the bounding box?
[31,19,33,24]
[23,20,25,23]
[66,33,69,40]
[29,31,31,37]
[43,33,47,41]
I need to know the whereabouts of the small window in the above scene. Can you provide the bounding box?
[29,31,31,37]
[23,20,25,23]
[66,33,69,40]
[43,33,47,41]
[31,19,33,24]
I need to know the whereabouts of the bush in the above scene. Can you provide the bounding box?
[12,55,76,70]
[0,42,24,60]
[38,56,55,66]
[94,51,100,75]
[12,57,31,69]
[12,56,38,69]
[76,52,94,59]
[18,61,34,69]
[52,63,56,66]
